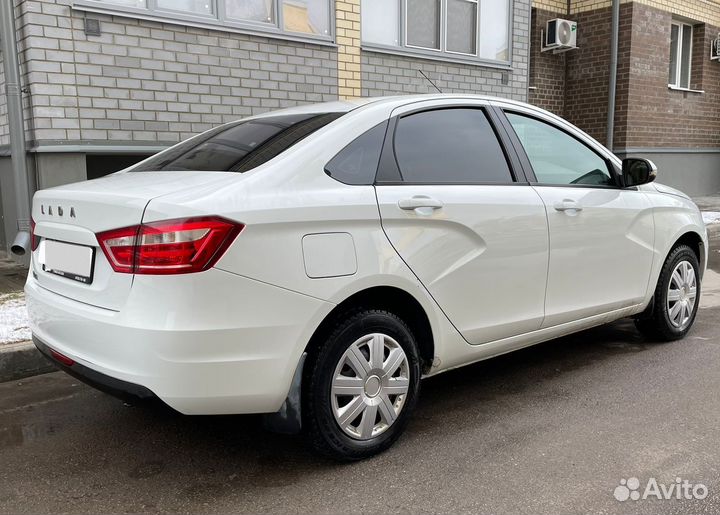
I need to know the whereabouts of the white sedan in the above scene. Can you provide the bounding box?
[26,95,707,460]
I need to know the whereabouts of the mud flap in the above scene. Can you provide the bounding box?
[262,352,306,434]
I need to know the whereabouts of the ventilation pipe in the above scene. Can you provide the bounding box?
[606,0,620,151]
[0,0,32,257]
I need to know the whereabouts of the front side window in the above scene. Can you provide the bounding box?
[392,108,513,184]
[669,22,693,88]
[361,0,509,62]
[506,113,613,186]
[132,113,343,173]
[84,0,332,40]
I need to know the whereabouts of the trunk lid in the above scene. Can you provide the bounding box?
[31,172,237,310]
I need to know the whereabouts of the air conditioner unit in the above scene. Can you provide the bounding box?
[711,35,720,61]
[544,18,578,53]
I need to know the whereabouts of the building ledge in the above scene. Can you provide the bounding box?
[668,85,704,94]
[361,45,514,72]
[0,141,173,156]
[615,147,720,154]
[72,1,338,49]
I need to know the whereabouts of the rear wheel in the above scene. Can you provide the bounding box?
[635,245,700,341]
[303,310,421,461]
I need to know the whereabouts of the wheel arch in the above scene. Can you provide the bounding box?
[639,227,706,319]
[303,286,436,374]
[672,230,705,278]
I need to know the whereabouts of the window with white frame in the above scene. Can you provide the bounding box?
[84,0,331,40]
[669,21,693,89]
[361,0,510,63]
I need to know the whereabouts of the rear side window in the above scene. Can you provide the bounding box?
[132,113,344,173]
[324,121,388,185]
[392,108,513,184]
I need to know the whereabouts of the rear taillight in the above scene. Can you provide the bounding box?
[97,217,243,275]
[30,219,39,251]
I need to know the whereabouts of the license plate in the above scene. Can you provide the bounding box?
[39,239,95,284]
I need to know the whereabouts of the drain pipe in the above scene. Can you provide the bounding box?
[606,0,620,151]
[0,0,32,257]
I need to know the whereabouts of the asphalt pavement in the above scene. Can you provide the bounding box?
[2,225,720,514]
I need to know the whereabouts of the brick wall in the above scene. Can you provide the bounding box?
[569,0,720,26]
[361,0,530,101]
[530,0,720,150]
[562,5,627,146]
[621,2,720,149]
[336,0,361,99]
[15,0,338,148]
[528,7,566,114]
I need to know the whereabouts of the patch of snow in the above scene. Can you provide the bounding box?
[702,211,720,225]
[0,293,30,344]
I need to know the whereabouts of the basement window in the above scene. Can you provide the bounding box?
[669,22,693,89]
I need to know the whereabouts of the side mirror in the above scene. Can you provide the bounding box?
[621,157,657,187]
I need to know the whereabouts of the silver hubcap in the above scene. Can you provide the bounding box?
[331,333,410,440]
[667,260,697,329]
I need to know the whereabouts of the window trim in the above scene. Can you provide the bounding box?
[73,0,335,46]
[502,110,622,190]
[362,0,512,67]
[669,21,693,89]
[375,105,522,186]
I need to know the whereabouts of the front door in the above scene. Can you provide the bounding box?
[503,110,655,328]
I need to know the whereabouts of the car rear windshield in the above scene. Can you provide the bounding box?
[131,112,344,173]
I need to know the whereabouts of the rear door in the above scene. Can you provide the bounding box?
[498,106,655,327]
[375,101,549,345]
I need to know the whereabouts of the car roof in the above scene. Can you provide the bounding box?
[257,94,536,117]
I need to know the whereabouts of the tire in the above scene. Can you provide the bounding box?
[303,309,421,461]
[635,244,700,341]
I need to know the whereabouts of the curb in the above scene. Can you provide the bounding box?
[0,341,57,383]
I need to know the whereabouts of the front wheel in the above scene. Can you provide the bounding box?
[635,244,700,341]
[303,310,421,461]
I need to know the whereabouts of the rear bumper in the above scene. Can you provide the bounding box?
[26,266,333,415]
[33,336,157,402]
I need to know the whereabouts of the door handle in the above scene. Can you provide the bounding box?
[398,196,444,211]
[554,199,583,213]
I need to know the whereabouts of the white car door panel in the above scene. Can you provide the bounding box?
[533,186,655,327]
[377,185,549,344]
[502,110,656,327]
[374,105,549,345]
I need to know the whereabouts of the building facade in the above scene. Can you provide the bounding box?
[529,0,720,196]
[0,0,531,251]
[2,0,719,255]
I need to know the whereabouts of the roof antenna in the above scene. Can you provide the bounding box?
[418,69,443,93]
